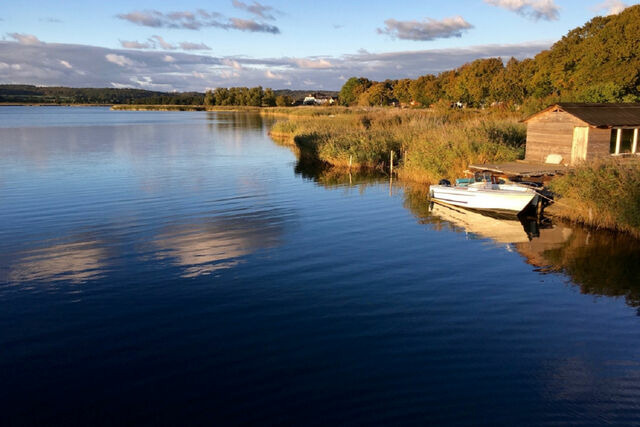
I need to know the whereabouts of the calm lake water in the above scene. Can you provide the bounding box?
[1,107,640,425]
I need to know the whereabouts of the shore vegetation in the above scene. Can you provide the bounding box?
[269,107,526,181]
[547,159,640,237]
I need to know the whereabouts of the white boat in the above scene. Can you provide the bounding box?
[429,180,540,214]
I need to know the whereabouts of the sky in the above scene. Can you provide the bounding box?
[0,0,637,91]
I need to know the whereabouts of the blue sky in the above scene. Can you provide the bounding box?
[0,0,637,91]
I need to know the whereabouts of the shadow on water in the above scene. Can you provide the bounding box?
[293,156,389,189]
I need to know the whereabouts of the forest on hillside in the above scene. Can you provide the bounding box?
[339,5,640,110]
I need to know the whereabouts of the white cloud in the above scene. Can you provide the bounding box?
[179,41,211,51]
[593,0,629,15]
[120,37,210,51]
[117,9,280,33]
[484,0,560,20]
[150,35,175,50]
[231,0,279,20]
[265,70,285,79]
[7,33,42,45]
[222,58,243,69]
[293,58,333,69]
[120,40,152,49]
[59,60,72,69]
[377,16,473,41]
[0,36,551,91]
[105,54,134,67]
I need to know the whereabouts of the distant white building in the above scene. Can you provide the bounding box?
[303,93,336,106]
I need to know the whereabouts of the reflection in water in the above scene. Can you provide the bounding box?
[206,111,269,131]
[401,185,640,308]
[8,240,107,284]
[535,228,640,306]
[293,156,389,190]
[427,202,533,244]
[278,150,640,309]
[153,212,286,278]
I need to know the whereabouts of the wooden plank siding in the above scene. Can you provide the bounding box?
[587,128,611,160]
[524,110,589,164]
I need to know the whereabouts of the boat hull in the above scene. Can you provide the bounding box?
[429,184,538,214]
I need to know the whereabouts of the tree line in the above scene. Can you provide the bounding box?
[339,5,640,109]
[0,85,205,105]
[203,87,295,107]
[0,84,302,107]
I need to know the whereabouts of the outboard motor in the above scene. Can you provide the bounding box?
[438,179,451,187]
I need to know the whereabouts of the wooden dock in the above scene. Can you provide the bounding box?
[468,161,569,178]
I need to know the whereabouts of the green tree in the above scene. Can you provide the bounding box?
[339,77,372,105]
[359,82,392,106]
[204,89,215,106]
[393,79,413,104]
[263,88,276,106]
[275,95,293,106]
[410,74,440,106]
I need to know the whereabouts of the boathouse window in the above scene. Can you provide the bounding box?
[609,128,639,155]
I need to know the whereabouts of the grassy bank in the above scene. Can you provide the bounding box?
[269,108,525,181]
[547,159,640,237]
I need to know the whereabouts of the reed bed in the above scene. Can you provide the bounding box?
[269,108,526,180]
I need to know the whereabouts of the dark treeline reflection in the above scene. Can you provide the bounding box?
[289,160,640,310]
[293,156,388,189]
[538,229,640,306]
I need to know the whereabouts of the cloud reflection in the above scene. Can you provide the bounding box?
[153,212,286,278]
[8,240,107,284]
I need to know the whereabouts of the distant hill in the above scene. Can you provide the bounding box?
[0,85,205,105]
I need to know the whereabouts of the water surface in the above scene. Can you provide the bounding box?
[1,107,639,425]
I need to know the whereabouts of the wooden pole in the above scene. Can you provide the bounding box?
[390,151,394,176]
[349,154,352,169]
[615,128,622,154]
[632,128,638,154]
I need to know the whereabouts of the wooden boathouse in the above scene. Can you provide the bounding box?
[523,103,640,165]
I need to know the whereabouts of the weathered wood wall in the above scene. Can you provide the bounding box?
[525,110,586,163]
[587,128,611,160]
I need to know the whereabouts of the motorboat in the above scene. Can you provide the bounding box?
[429,173,540,215]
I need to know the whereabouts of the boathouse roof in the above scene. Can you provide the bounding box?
[523,103,640,128]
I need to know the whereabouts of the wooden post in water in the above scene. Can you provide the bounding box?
[349,155,352,170]
[390,151,394,176]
